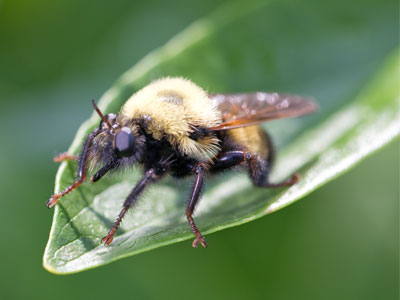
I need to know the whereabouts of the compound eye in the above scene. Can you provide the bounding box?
[114,127,135,157]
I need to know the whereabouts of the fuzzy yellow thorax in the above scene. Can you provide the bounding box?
[121,77,222,161]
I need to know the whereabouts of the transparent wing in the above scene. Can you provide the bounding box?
[208,92,317,131]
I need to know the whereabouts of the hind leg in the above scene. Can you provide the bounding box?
[249,154,299,187]
[211,149,298,187]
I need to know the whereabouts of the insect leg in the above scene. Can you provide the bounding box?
[186,164,207,248]
[90,160,119,182]
[211,150,298,187]
[53,152,79,162]
[101,167,164,246]
[46,128,100,208]
[249,154,299,187]
[213,150,251,171]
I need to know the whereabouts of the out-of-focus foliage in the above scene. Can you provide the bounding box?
[0,0,398,299]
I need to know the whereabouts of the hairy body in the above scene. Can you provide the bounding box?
[47,77,316,247]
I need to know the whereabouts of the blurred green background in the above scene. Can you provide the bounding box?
[0,0,398,299]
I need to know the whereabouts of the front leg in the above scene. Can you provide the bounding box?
[53,152,79,162]
[47,128,100,208]
[90,159,119,182]
[186,164,207,248]
[102,165,166,246]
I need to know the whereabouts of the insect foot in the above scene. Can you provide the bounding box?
[192,232,208,248]
[46,194,60,208]
[101,230,116,246]
[289,173,300,185]
[53,152,78,162]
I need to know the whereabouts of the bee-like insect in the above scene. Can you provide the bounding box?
[47,77,317,247]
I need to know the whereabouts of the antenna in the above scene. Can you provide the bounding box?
[92,99,112,128]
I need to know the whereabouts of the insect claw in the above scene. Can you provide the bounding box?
[291,172,300,184]
[192,233,207,248]
[192,239,198,248]
[200,238,208,248]
[101,234,114,246]
[102,227,118,246]
[46,194,60,208]
[53,152,78,163]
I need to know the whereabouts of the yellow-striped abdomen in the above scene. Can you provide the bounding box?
[227,125,269,159]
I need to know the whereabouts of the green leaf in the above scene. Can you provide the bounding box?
[43,0,400,274]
